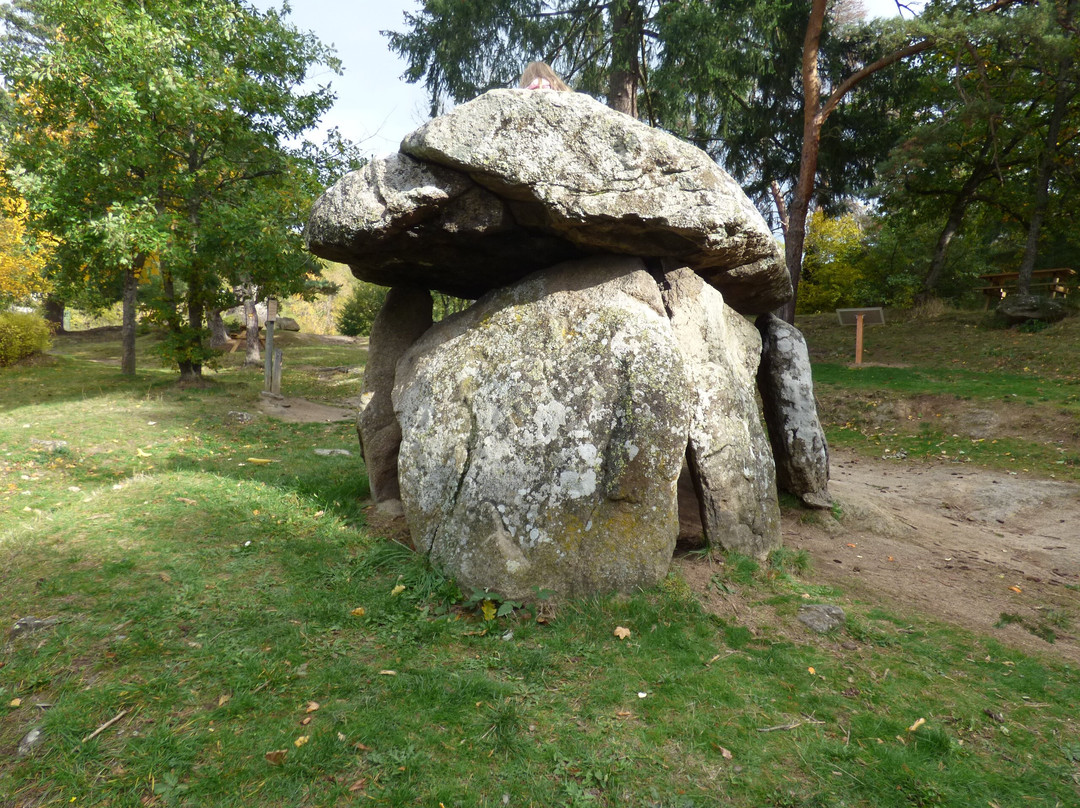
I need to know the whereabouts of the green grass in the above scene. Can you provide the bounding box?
[798,309,1080,481]
[2,326,1079,806]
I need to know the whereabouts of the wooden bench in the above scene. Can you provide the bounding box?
[978,268,1075,307]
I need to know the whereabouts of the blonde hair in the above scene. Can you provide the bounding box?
[519,61,571,92]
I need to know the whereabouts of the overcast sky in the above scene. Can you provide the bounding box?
[261,0,917,159]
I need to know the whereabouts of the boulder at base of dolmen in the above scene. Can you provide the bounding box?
[392,256,691,600]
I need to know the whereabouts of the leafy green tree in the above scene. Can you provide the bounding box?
[869,0,1080,301]
[337,282,389,338]
[387,0,1034,322]
[0,0,358,378]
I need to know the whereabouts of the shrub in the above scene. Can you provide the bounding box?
[0,310,51,366]
[336,282,388,337]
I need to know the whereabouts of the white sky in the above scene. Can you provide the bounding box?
[262,0,914,159]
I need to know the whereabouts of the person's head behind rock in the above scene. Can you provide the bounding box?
[519,61,570,91]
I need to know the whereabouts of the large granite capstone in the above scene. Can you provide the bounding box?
[307,89,791,314]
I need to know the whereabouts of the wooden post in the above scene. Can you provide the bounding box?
[263,322,275,391]
[836,308,883,365]
[271,349,283,396]
[263,297,278,392]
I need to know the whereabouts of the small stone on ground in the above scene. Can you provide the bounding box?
[797,604,846,633]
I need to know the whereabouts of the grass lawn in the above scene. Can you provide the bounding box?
[798,307,1080,483]
[1,323,1078,807]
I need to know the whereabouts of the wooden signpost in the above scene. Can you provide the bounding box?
[263,297,282,396]
[836,307,885,366]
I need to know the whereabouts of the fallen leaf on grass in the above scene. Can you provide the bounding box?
[217,694,231,707]
[353,741,372,751]
[807,667,816,675]
[300,716,312,726]
[265,750,287,765]
[305,701,320,713]
[613,626,631,640]
[176,497,197,506]
[908,717,926,732]
[615,711,633,718]
[391,584,405,596]
[136,448,152,458]
[9,698,21,708]
[349,779,367,793]
[719,746,733,760]
[294,735,309,748]
[350,607,366,617]
[247,458,273,465]
[378,670,397,676]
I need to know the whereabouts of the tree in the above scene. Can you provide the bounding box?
[0,190,50,306]
[385,0,658,116]
[387,1,1031,322]
[797,209,868,313]
[0,0,357,378]
[867,0,1080,300]
[1017,0,1079,293]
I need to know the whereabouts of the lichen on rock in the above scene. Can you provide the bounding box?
[393,256,692,599]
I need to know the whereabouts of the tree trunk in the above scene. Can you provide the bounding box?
[608,0,640,117]
[185,292,205,379]
[770,179,789,240]
[244,292,261,366]
[920,164,992,298]
[121,256,142,376]
[208,308,229,349]
[43,296,65,332]
[1018,0,1076,295]
[778,0,828,325]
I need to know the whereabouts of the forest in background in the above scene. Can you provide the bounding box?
[2,0,1079,359]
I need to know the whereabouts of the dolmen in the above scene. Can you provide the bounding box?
[306,88,829,600]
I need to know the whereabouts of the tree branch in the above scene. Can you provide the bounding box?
[820,40,931,123]
[819,0,1033,124]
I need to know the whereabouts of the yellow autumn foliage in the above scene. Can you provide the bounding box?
[796,210,867,315]
[0,193,51,305]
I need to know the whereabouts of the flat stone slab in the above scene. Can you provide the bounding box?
[307,90,791,314]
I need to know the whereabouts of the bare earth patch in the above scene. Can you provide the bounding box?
[776,450,1080,662]
[255,395,355,423]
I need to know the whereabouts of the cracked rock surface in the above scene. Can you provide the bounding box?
[392,256,692,599]
[307,90,791,314]
[391,256,782,598]
[756,313,831,508]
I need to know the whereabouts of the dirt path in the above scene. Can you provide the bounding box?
[784,450,1080,662]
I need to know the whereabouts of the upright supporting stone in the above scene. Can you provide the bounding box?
[660,267,781,557]
[755,313,831,509]
[357,287,434,503]
[393,257,692,600]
